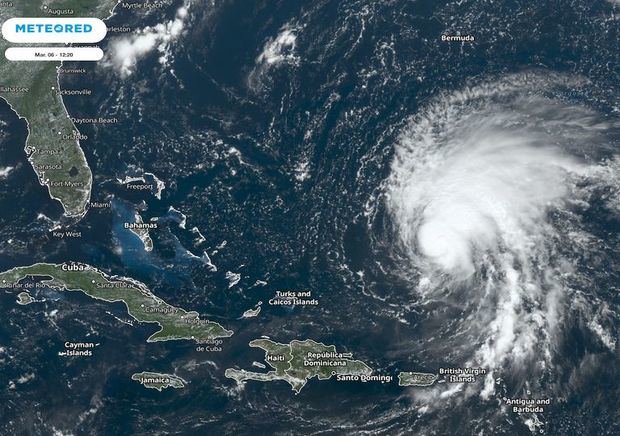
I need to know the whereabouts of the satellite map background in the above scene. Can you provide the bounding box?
[0,0,619,434]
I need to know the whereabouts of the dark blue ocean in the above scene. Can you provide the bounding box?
[1,0,619,434]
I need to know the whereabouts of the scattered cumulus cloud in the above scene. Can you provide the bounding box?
[256,25,298,66]
[248,24,300,90]
[0,166,14,179]
[105,4,190,77]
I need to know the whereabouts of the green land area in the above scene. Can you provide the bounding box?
[131,372,187,391]
[0,0,118,217]
[0,263,234,343]
[397,371,438,387]
[16,291,34,305]
[225,338,373,393]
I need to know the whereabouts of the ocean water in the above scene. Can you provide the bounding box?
[1,0,619,433]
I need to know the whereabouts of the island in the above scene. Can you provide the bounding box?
[124,211,155,252]
[225,338,372,394]
[0,263,234,343]
[0,0,119,218]
[241,302,262,318]
[398,371,438,387]
[131,372,186,391]
[16,291,34,305]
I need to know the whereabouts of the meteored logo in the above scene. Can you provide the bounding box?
[2,18,107,43]
[15,23,93,33]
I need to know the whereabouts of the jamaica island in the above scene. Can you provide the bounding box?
[0,0,119,217]
[225,338,373,394]
[132,372,187,391]
[0,262,233,343]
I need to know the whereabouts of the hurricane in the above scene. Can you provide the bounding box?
[384,73,620,403]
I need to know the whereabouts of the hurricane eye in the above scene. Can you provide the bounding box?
[384,74,618,399]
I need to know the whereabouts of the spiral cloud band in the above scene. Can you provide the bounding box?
[386,73,619,398]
